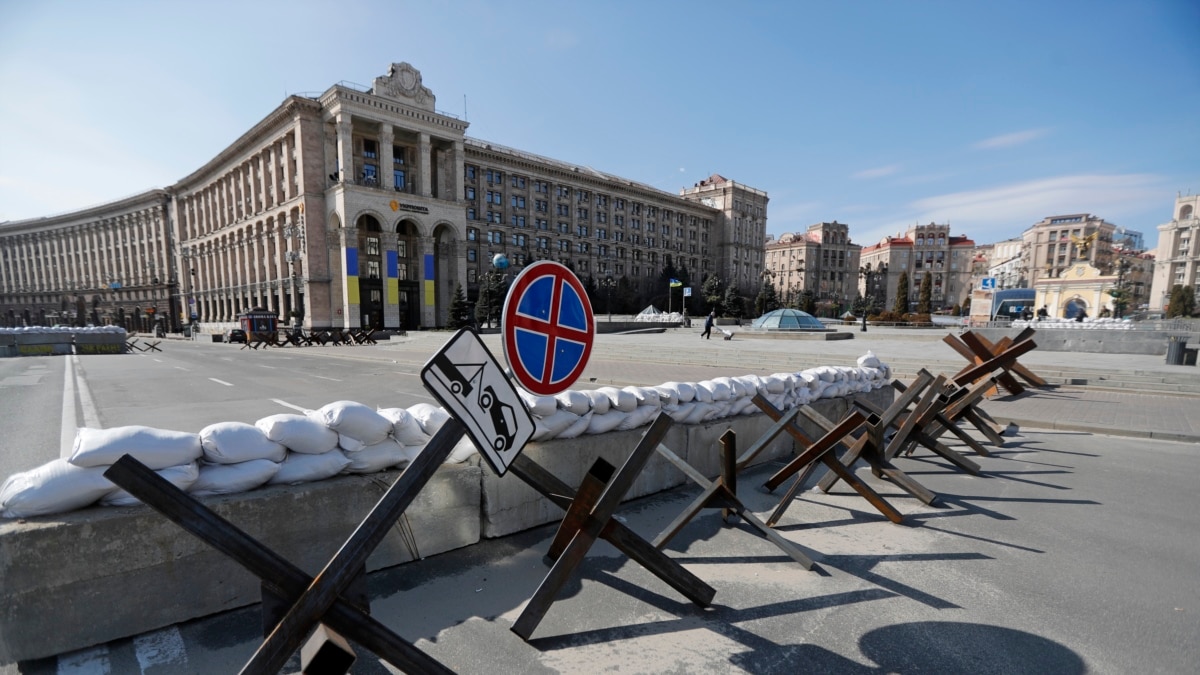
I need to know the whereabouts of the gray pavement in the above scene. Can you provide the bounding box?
[7,326,1200,673]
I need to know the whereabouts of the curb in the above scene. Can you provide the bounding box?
[992,417,1200,444]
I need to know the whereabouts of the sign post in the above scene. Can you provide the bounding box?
[501,261,595,396]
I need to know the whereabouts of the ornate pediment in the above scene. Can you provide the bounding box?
[372,62,435,111]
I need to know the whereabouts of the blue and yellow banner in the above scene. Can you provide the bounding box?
[423,253,435,306]
[346,248,360,304]
[386,250,398,304]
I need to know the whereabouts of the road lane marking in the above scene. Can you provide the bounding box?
[61,356,77,457]
[271,398,309,412]
[311,375,342,381]
[209,378,234,386]
[174,366,190,371]
[133,626,187,672]
[258,364,276,369]
[75,355,102,428]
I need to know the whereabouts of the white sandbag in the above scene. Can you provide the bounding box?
[651,385,680,407]
[342,438,417,474]
[703,379,733,402]
[446,437,479,463]
[199,422,287,465]
[255,414,339,455]
[310,401,391,445]
[798,371,821,390]
[268,450,351,485]
[409,403,451,436]
[813,366,838,383]
[616,404,662,431]
[190,459,280,497]
[762,375,787,395]
[623,386,662,408]
[682,402,718,425]
[102,462,200,507]
[555,390,591,415]
[518,390,558,417]
[665,401,697,423]
[718,376,746,399]
[598,386,637,413]
[583,389,611,415]
[664,382,696,404]
[734,375,765,397]
[0,459,117,518]
[339,434,365,453]
[377,408,432,447]
[692,382,715,403]
[557,411,593,439]
[586,411,627,434]
[532,409,580,441]
[68,426,202,470]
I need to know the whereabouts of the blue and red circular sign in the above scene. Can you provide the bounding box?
[502,261,595,395]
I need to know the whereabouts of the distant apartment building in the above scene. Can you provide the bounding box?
[764,221,860,312]
[985,237,1025,289]
[1020,214,1119,287]
[1150,193,1200,311]
[0,63,766,330]
[859,222,975,312]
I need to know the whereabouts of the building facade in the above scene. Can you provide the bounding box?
[764,221,860,314]
[859,223,974,312]
[1020,214,1119,288]
[1150,194,1200,311]
[0,63,766,331]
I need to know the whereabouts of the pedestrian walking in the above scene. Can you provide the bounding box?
[701,310,715,339]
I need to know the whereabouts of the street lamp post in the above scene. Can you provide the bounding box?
[600,275,616,323]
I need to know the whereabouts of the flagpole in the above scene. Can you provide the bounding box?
[668,280,672,316]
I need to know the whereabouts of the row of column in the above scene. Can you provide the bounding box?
[178,131,298,241]
[329,114,465,202]
[185,210,305,322]
[0,207,167,295]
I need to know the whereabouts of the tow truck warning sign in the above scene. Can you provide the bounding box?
[420,328,535,476]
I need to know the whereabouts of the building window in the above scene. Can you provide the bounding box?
[511,215,527,228]
[488,211,502,223]
[577,208,589,220]
[393,170,406,190]
[363,139,378,159]
[467,208,477,220]
[535,199,548,212]
[511,195,526,208]
[486,169,503,184]
[557,204,570,216]
[467,228,478,241]
[536,219,549,230]
[366,260,381,278]
[393,145,406,165]
[467,269,477,283]
[468,249,477,262]
[365,237,380,255]
[577,225,589,237]
[535,181,549,193]
[465,165,476,180]
[466,187,476,200]
[361,164,378,184]
[490,231,503,244]
[511,175,526,188]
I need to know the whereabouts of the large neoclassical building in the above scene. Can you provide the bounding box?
[0,63,768,332]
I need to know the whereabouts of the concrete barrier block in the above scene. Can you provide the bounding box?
[0,463,481,664]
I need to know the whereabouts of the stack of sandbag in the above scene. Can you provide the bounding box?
[308,400,413,475]
[517,353,893,443]
[0,426,202,518]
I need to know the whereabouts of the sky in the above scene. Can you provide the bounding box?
[1,0,1197,251]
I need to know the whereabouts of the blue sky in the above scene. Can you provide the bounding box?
[2,0,1197,250]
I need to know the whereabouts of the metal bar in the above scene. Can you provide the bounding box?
[242,419,466,675]
[102,457,452,675]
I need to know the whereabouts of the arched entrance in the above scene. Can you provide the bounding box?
[355,214,384,329]
[395,219,421,331]
[1064,297,1088,320]
[431,223,459,328]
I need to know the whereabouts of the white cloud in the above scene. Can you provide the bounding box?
[972,128,1049,150]
[908,174,1164,224]
[853,164,899,180]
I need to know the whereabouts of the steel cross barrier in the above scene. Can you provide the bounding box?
[796,398,940,510]
[890,374,1006,454]
[651,429,817,569]
[504,413,716,641]
[746,395,904,526]
[945,328,1047,396]
[878,374,983,474]
[103,419,468,675]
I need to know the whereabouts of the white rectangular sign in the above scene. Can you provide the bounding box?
[421,329,535,476]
